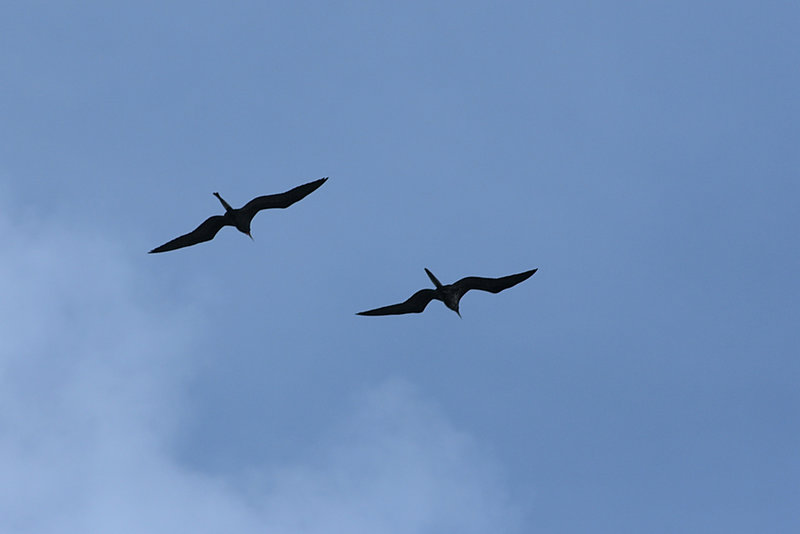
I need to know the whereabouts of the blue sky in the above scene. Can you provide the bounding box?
[1,1,798,532]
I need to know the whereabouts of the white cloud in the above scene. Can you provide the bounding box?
[0,205,521,534]
[255,381,520,534]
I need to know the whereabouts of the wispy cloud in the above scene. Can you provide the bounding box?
[0,205,521,534]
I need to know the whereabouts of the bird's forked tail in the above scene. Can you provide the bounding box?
[424,268,443,289]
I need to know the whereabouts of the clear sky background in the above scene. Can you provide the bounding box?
[1,2,798,533]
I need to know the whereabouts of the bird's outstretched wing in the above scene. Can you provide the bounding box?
[452,268,537,299]
[241,177,328,218]
[357,289,437,316]
[149,216,229,253]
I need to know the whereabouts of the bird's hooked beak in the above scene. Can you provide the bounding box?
[246,231,253,241]
[456,308,462,319]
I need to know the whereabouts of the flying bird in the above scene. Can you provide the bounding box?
[357,267,537,317]
[149,177,328,253]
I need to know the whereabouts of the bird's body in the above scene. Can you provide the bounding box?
[357,267,537,317]
[149,177,327,253]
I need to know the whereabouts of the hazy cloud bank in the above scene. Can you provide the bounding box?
[0,206,520,533]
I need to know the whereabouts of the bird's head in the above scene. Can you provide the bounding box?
[237,221,253,240]
[445,300,461,318]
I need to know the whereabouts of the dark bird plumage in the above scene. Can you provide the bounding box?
[357,267,537,317]
[149,177,328,253]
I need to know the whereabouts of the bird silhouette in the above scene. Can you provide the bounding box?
[149,177,328,253]
[357,267,537,317]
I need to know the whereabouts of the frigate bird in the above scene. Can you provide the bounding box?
[357,267,537,317]
[149,177,328,253]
